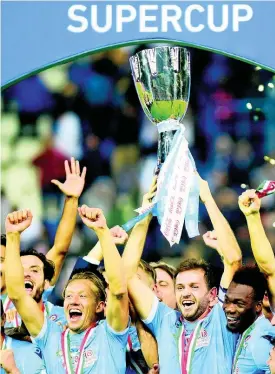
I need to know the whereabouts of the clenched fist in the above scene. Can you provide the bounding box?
[110,226,128,245]
[78,205,107,231]
[238,190,261,217]
[202,230,219,251]
[5,210,33,234]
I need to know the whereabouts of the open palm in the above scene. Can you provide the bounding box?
[51,157,86,198]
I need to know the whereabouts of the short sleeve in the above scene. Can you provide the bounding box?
[205,303,238,355]
[32,317,62,349]
[252,336,273,372]
[207,303,227,325]
[141,295,175,337]
[104,319,130,347]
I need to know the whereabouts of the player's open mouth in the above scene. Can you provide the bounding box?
[226,316,239,326]
[69,309,83,321]
[24,281,34,294]
[182,301,195,310]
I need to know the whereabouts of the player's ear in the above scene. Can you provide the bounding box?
[209,287,218,306]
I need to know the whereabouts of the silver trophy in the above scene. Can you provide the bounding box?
[129,46,190,170]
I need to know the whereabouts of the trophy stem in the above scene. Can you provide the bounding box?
[156,130,177,171]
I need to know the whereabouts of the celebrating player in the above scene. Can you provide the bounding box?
[5,207,129,373]
[123,176,242,373]
[224,189,275,373]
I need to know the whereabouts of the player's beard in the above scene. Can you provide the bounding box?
[181,294,210,322]
[32,283,45,303]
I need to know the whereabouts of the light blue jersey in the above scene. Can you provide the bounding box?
[142,296,238,374]
[233,315,275,374]
[0,336,46,374]
[2,290,67,329]
[33,317,129,373]
[3,299,66,329]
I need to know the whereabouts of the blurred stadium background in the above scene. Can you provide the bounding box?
[1,44,275,302]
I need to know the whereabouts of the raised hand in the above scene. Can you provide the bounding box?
[238,189,261,216]
[110,226,128,245]
[51,157,86,198]
[203,230,219,251]
[142,176,158,209]
[0,349,20,374]
[78,205,107,231]
[5,209,33,234]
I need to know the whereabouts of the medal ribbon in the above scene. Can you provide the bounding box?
[41,302,51,317]
[2,295,12,313]
[179,320,204,374]
[232,317,260,373]
[2,295,19,328]
[61,324,96,374]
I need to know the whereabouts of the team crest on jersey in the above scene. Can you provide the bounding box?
[83,350,98,368]
[49,314,57,321]
[195,328,210,349]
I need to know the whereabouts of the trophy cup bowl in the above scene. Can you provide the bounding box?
[129,46,190,168]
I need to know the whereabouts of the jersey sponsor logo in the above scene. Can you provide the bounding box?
[83,349,97,368]
[35,347,43,360]
[195,328,210,349]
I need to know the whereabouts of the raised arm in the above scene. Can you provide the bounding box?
[5,210,44,337]
[123,178,158,320]
[123,178,156,278]
[135,319,159,370]
[46,157,86,285]
[199,176,242,288]
[239,189,275,311]
[78,206,128,331]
